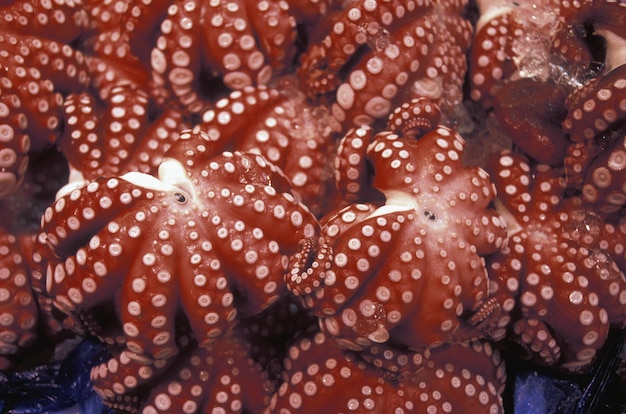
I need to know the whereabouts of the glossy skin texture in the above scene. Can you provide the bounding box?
[31,129,319,406]
[486,150,626,371]
[267,330,506,414]
[299,0,473,130]
[288,125,508,351]
[493,78,570,166]
[0,0,90,197]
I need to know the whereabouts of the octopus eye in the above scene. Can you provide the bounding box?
[424,210,436,220]
[174,192,187,203]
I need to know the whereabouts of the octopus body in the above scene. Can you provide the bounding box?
[267,330,506,413]
[31,129,319,406]
[288,125,508,351]
[486,150,626,371]
[298,0,472,130]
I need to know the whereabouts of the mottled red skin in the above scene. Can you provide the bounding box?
[300,0,472,131]
[267,330,506,413]
[287,125,507,351]
[486,150,626,372]
[31,129,320,407]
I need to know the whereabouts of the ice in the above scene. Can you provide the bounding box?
[509,1,559,82]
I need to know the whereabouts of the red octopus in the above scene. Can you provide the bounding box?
[267,329,506,413]
[299,0,473,130]
[149,0,337,114]
[30,128,320,407]
[560,1,626,220]
[486,150,626,372]
[0,148,69,368]
[123,329,273,414]
[58,84,188,192]
[287,122,508,351]
[194,81,341,216]
[0,0,90,198]
[333,97,442,205]
[468,0,594,110]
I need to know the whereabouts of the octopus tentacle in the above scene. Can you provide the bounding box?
[243,1,297,75]
[487,149,626,370]
[563,67,626,144]
[0,34,89,197]
[333,126,378,204]
[330,14,439,128]
[196,84,339,215]
[91,349,168,413]
[0,0,89,43]
[140,332,272,414]
[0,231,39,367]
[120,255,180,362]
[201,0,274,90]
[512,318,562,366]
[299,0,434,96]
[386,97,441,139]
[150,0,205,113]
[286,236,332,298]
[578,136,626,216]
[270,330,506,413]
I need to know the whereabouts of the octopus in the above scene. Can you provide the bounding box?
[333,97,442,204]
[194,81,341,216]
[30,128,320,408]
[298,0,473,130]
[485,149,626,372]
[287,122,508,351]
[267,329,507,413]
[0,0,90,197]
[126,329,273,414]
[0,147,70,369]
[149,0,337,114]
[560,1,626,220]
[58,84,188,192]
[468,0,594,110]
